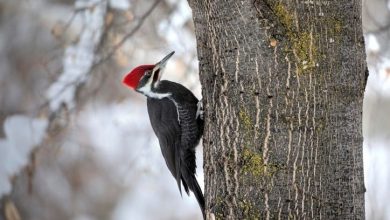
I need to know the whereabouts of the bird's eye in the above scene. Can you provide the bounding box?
[145,71,152,76]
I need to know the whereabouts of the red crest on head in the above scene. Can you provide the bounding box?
[122,65,155,89]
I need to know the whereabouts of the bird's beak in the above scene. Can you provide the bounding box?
[155,51,175,69]
[152,51,175,85]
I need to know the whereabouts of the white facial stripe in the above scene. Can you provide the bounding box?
[138,76,171,99]
[138,85,171,99]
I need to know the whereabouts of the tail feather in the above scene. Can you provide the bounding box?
[192,176,205,219]
[182,166,205,219]
[175,141,183,195]
[181,176,190,195]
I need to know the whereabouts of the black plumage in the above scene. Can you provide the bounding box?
[147,80,205,218]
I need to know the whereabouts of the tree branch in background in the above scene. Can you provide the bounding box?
[363,0,390,34]
[93,0,162,67]
[46,0,108,114]
[0,0,108,205]
[39,0,161,116]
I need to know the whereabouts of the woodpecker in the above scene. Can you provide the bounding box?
[122,51,205,218]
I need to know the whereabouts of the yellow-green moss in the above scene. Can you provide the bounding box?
[334,19,342,34]
[315,118,327,133]
[214,197,225,219]
[239,199,260,220]
[271,3,319,74]
[215,212,224,220]
[242,148,281,177]
[292,32,318,72]
[323,17,342,36]
[325,18,343,44]
[273,3,294,33]
[242,148,265,177]
[215,196,224,206]
[239,109,252,131]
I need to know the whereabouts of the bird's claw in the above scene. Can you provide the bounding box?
[196,100,204,120]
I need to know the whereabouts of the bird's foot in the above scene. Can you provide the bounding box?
[196,100,204,120]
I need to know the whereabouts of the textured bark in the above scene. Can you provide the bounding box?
[188,0,366,219]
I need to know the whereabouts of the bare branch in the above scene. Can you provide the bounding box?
[93,0,162,68]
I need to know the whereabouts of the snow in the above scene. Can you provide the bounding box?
[366,34,380,53]
[109,0,130,10]
[46,0,107,112]
[0,115,48,198]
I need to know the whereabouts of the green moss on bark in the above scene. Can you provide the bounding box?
[239,199,260,219]
[242,148,280,177]
[292,32,318,72]
[273,3,294,31]
[271,3,319,74]
[242,148,265,176]
[239,109,252,131]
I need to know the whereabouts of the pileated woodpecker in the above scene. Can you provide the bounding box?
[122,51,205,218]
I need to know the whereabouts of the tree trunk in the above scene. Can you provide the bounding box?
[188,0,366,219]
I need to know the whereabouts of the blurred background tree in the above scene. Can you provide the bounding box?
[0,0,389,219]
[0,0,202,219]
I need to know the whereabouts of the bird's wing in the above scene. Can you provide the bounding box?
[177,103,199,175]
[147,97,183,194]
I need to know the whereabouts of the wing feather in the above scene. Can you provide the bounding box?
[147,98,183,193]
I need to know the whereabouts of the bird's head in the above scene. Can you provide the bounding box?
[122,51,175,93]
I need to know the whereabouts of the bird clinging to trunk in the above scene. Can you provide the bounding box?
[122,51,205,219]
